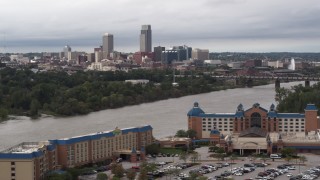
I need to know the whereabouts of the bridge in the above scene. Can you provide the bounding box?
[211,75,320,88]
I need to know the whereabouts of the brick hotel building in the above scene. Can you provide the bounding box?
[188,102,320,155]
[0,125,153,180]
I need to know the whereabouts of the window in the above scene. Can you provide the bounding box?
[279,119,282,121]
[208,118,211,120]
[296,126,299,128]
[202,125,206,128]
[224,129,228,131]
[202,122,206,124]
[251,112,262,128]
[224,122,228,124]
[290,119,293,121]
[301,119,305,121]
[11,162,15,165]
[296,123,299,125]
[284,119,288,121]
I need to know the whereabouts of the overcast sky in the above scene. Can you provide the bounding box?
[1,0,320,53]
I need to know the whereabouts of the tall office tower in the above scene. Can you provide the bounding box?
[102,33,114,59]
[63,45,71,60]
[140,25,152,52]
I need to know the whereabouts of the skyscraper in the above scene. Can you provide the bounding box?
[63,45,71,60]
[140,25,152,52]
[102,33,114,59]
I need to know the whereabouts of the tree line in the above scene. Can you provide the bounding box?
[276,82,320,114]
[0,68,244,120]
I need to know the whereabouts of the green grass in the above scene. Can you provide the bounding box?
[159,148,185,155]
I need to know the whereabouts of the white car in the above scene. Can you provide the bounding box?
[287,173,293,177]
[235,172,243,176]
[288,166,296,170]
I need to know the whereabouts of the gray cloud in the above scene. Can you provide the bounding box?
[0,0,320,53]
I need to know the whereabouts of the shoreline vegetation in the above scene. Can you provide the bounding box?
[0,68,269,121]
[276,82,320,114]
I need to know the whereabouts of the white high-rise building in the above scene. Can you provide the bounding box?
[63,45,71,60]
[102,33,114,59]
[140,25,152,52]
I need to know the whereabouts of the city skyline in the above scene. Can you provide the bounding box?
[1,0,320,53]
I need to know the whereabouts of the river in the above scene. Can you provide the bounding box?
[0,81,308,151]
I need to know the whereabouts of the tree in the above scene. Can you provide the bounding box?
[96,173,108,180]
[145,143,160,155]
[275,87,290,104]
[47,172,72,180]
[209,146,219,152]
[175,130,187,137]
[189,172,199,180]
[298,155,307,173]
[186,129,197,139]
[111,164,124,178]
[179,152,189,163]
[126,169,136,180]
[0,108,8,120]
[215,147,226,162]
[138,169,148,180]
[166,168,181,180]
[138,162,157,180]
[285,156,292,165]
[190,152,199,163]
[30,99,40,117]
[281,147,295,157]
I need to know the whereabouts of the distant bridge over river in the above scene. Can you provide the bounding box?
[211,75,320,88]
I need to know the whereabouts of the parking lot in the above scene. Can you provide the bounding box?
[150,147,320,180]
[79,147,320,180]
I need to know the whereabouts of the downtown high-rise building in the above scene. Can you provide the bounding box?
[63,45,71,60]
[140,25,152,52]
[102,33,114,59]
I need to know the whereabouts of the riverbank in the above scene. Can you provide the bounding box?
[1,80,298,151]
[2,77,268,120]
